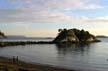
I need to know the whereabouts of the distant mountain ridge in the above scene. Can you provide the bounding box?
[7,35,27,39]
[96,35,108,38]
[7,35,54,39]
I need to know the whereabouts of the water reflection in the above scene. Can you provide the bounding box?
[56,43,91,56]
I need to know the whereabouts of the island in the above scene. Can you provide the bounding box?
[0,28,100,47]
[53,28,100,43]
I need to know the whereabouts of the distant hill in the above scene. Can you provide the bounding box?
[7,35,27,39]
[7,35,54,39]
[96,35,108,38]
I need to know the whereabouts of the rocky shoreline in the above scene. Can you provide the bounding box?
[0,41,54,47]
[0,40,101,47]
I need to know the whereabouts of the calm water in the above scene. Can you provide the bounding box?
[0,38,108,71]
[0,38,53,42]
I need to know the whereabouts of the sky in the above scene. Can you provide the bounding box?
[0,0,108,37]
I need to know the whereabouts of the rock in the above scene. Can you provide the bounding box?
[53,28,100,43]
[0,31,6,38]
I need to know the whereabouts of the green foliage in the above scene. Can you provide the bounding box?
[77,29,90,41]
[53,28,96,43]
[54,28,68,42]
[58,29,62,32]
[0,30,6,37]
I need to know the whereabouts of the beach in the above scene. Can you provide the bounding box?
[0,56,77,71]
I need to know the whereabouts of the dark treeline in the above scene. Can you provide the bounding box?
[53,28,100,43]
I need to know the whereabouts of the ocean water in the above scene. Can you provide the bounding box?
[0,38,53,42]
[0,38,108,71]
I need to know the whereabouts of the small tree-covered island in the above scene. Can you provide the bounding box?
[53,28,100,43]
[0,28,100,47]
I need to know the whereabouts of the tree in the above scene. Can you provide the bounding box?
[58,29,63,32]
[0,30,6,38]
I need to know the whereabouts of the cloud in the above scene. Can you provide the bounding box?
[84,16,108,23]
[0,0,107,23]
[0,9,108,24]
[7,0,104,10]
[0,9,75,23]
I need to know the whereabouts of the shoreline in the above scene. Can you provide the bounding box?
[0,41,54,47]
[0,40,100,47]
[0,56,78,71]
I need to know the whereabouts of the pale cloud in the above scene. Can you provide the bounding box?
[0,0,107,23]
[0,9,75,23]
[1,0,108,37]
[0,9,108,24]
[7,0,104,10]
[68,16,108,23]
[85,16,108,22]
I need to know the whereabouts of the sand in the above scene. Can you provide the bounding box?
[0,56,78,71]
